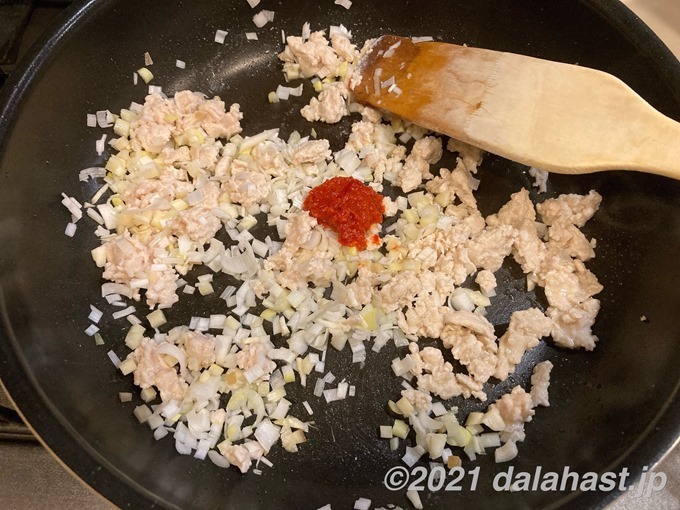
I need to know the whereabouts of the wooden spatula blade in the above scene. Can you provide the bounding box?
[352,35,680,179]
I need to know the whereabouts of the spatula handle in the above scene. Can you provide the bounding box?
[462,53,680,179]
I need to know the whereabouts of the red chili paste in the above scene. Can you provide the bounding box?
[303,176,384,250]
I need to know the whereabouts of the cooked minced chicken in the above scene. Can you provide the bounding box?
[84,27,603,474]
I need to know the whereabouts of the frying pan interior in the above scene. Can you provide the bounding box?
[1,0,680,509]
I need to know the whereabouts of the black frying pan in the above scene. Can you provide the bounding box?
[1,1,680,509]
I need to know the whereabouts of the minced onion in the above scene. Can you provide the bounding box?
[214,30,228,44]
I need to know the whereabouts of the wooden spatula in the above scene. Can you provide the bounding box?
[351,35,680,179]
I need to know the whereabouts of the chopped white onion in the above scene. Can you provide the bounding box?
[112,306,136,320]
[353,498,370,510]
[64,223,77,237]
[107,350,121,368]
[215,30,228,44]
[495,440,518,463]
[406,490,423,510]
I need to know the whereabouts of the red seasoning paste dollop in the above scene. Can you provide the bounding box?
[303,176,385,250]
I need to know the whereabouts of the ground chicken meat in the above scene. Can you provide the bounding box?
[379,271,421,313]
[475,270,497,295]
[408,344,486,400]
[195,101,243,139]
[220,444,252,474]
[468,224,517,272]
[541,261,603,311]
[173,90,204,114]
[172,207,222,244]
[331,34,357,62]
[401,388,433,413]
[412,136,443,165]
[548,298,600,350]
[130,94,174,153]
[494,308,552,380]
[131,338,187,402]
[530,361,553,407]
[492,386,535,443]
[399,299,448,339]
[252,141,288,176]
[122,179,167,209]
[159,145,192,166]
[222,169,269,207]
[290,139,331,165]
[383,196,399,217]
[282,211,318,248]
[511,221,548,275]
[410,345,464,400]
[356,104,383,123]
[547,223,596,261]
[277,255,337,290]
[494,189,536,229]
[446,138,483,173]
[445,310,496,345]
[397,155,428,192]
[146,270,179,309]
[441,324,497,384]
[183,331,216,370]
[190,145,220,172]
[396,137,443,192]
[426,164,477,210]
[536,190,602,227]
[102,234,152,285]
[363,146,405,183]
[280,31,340,79]
[235,341,276,377]
[343,266,375,309]
[301,82,348,123]
[346,121,375,152]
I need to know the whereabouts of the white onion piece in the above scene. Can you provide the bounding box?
[208,450,231,468]
[254,419,280,453]
[221,243,258,278]
[227,389,265,425]
[252,11,269,27]
[214,30,228,44]
[101,282,132,299]
[79,167,106,182]
[175,438,193,455]
[156,343,188,378]
[107,350,121,368]
[402,445,425,467]
[61,194,82,221]
[406,490,424,510]
[495,440,518,463]
[239,128,278,153]
[64,223,77,237]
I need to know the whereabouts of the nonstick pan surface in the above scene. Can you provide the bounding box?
[1,1,680,509]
